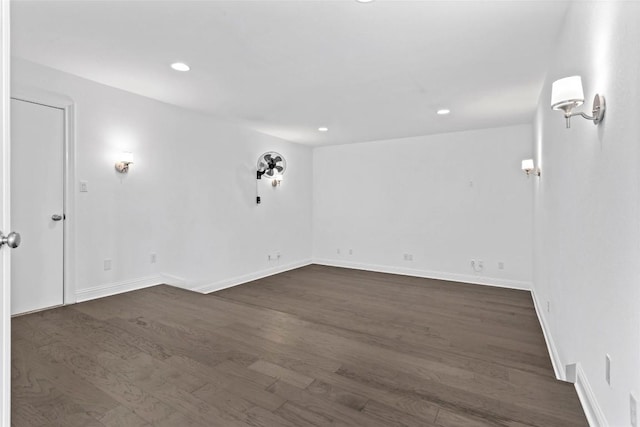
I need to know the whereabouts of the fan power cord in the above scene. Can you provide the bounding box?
[471,260,483,273]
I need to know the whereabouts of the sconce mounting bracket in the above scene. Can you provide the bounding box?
[591,93,605,125]
[564,94,606,128]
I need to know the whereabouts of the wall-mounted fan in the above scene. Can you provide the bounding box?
[256,151,286,204]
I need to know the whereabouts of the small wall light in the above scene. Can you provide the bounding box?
[115,152,134,173]
[551,76,605,128]
[522,159,540,177]
[271,174,283,187]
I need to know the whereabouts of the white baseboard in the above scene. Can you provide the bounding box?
[575,363,608,427]
[531,291,607,427]
[312,258,532,291]
[74,260,528,303]
[531,289,565,381]
[166,259,313,294]
[159,273,189,289]
[75,275,164,303]
[75,260,313,303]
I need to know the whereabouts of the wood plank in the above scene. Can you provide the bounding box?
[362,398,438,427]
[35,341,177,424]
[274,401,334,427]
[12,339,119,421]
[248,360,314,389]
[193,379,285,412]
[266,380,390,427]
[305,379,369,412]
[98,405,149,427]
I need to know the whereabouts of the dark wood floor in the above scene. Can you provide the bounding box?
[11,265,587,426]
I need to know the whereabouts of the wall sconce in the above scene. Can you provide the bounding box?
[271,174,283,187]
[551,76,605,128]
[522,159,540,177]
[115,152,134,173]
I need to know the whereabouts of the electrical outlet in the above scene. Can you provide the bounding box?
[498,261,504,270]
[337,248,341,255]
[349,249,353,255]
[267,252,280,261]
[150,253,156,264]
[606,354,611,386]
[103,259,112,271]
[79,180,89,192]
[631,392,638,427]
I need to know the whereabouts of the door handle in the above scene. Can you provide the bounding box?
[0,231,20,249]
[51,214,63,221]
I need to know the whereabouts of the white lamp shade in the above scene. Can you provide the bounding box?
[521,159,534,172]
[121,152,134,163]
[551,76,585,110]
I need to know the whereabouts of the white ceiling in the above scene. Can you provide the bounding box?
[11,0,570,146]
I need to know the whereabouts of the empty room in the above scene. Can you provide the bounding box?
[0,0,637,426]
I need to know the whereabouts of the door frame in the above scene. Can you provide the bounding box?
[11,89,77,307]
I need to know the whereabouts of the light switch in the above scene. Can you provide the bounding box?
[79,180,89,192]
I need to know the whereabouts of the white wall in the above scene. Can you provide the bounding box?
[11,57,313,297]
[532,2,640,425]
[313,125,533,288]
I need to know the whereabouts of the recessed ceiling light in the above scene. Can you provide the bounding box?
[437,109,451,115]
[318,127,329,132]
[171,62,190,72]
[356,0,374,3]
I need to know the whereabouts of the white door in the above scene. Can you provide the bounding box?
[10,98,64,315]
[1,0,11,423]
